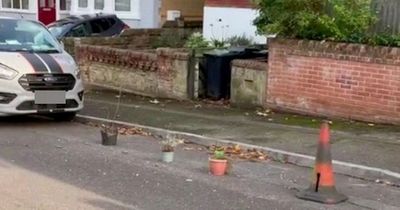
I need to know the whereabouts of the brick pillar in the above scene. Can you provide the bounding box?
[156,48,174,98]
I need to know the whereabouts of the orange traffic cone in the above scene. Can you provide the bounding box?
[296,121,348,204]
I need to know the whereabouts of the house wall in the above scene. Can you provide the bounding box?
[267,39,400,124]
[138,0,160,28]
[0,0,160,28]
[0,0,37,20]
[0,11,36,20]
[160,0,204,25]
[203,0,266,44]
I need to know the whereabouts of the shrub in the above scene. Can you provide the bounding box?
[227,35,254,47]
[152,29,193,48]
[253,0,378,43]
[185,32,210,49]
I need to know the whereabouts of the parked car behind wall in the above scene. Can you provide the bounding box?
[47,14,129,39]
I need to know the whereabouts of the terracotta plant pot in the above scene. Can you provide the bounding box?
[162,151,174,163]
[209,158,228,176]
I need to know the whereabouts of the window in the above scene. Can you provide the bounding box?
[94,0,104,10]
[2,0,29,9]
[60,0,71,11]
[115,0,130,12]
[48,0,54,8]
[66,23,90,37]
[78,0,87,8]
[89,18,112,34]
[0,19,61,53]
[107,18,116,27]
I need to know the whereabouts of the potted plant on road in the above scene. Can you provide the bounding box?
[100,86,123,146]
[160,134,182,163]
[209,146,228,176]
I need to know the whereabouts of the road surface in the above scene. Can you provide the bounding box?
[0,116,399,210]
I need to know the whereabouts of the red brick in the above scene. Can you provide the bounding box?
[267,39,400,124]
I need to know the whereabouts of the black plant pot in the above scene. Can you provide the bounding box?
[101,127,118,146]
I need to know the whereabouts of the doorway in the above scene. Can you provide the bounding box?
[38,0,56,25]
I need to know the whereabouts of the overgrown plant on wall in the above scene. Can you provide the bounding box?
[152,29,194,48]
[253,0,400,47]
[185,32,210,49]
[227,35,254,47]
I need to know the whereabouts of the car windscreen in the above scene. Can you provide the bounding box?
[0,19,62,53]
[48,22,73,38]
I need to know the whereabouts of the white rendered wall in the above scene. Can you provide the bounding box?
[203,6,266,44]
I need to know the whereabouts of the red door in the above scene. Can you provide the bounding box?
[38,0,56,25]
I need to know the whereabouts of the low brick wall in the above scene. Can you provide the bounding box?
[267,39,400,124]
[63,29,163,57]
[76,45,190,100]
[231,59,267,107]
[63,28,198,57]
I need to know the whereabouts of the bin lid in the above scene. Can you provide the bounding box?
[203,49,231,56]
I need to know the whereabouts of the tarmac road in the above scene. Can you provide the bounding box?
[0,116,399,210]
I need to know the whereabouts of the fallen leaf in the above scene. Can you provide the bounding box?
[256,111,268,117]
[149,99,160,104]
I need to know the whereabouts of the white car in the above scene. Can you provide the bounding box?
[0,17,84,120]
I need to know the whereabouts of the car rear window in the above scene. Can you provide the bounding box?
[107,18,117,27]
[89,18,112,34]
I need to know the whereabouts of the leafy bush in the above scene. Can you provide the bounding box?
[253,0,390,44]
[227,35,254,47]
[152,29,193,48]
[185,32,210,49]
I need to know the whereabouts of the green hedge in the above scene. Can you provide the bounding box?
[254,0,400,47]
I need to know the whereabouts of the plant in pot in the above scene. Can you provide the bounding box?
[100,86,123,146]
[209,146,228,176]
[160,134,182,163]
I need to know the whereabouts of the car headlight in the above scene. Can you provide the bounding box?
[0,63,18,80]
[74,67,81,79]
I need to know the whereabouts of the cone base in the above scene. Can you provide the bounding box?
[296,188,348,204]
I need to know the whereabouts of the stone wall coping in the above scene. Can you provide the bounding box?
[270,38,400,65]
[156,48,190,60]
[76,45,159,72]
[232,59,267,71]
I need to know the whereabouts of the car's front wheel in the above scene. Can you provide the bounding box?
[46,112,77,122]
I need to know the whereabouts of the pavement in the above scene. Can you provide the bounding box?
[1,117,400,209]
[80,88,400,183]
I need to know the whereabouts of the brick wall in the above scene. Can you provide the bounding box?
[76,45,191,100]
[63,28,198,57]
[267,39,400,124]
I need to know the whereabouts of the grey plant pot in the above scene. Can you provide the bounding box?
[101,128,118,146]
[162,151,174,163]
